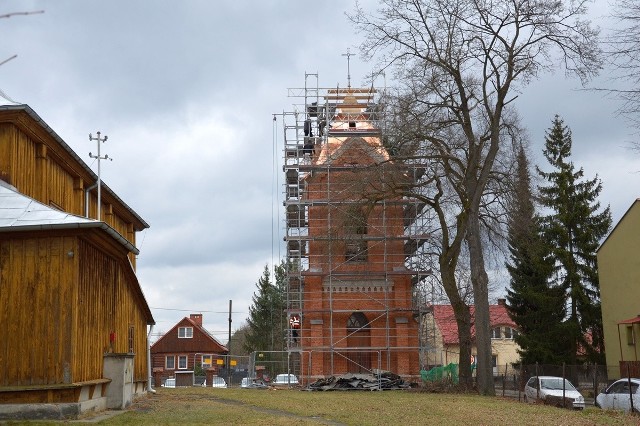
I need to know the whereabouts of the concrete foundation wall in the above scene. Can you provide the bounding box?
[0,396,107,421]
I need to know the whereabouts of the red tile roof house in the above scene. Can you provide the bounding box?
[150,314,228,387]
[421,299,520,374]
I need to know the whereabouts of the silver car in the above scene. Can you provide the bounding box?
[596,378,640,413]
[524,376,585,410]
[272,373,299,386]
[241,377,269,389]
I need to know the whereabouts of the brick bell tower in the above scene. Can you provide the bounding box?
[283,79,422,382]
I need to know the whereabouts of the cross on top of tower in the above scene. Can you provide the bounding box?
[341,48,356,88]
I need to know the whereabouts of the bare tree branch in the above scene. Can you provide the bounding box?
[0,10,44,19]
[350,0,600,395]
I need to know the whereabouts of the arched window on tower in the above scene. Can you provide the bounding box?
[347,312,370,332]
[344,206,368,262]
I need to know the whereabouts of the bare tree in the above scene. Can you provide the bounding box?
[0,9,44,103]
[386,89,520,389]
[606,0,640,135]
[350,0,600,395]
[0,9,44,66]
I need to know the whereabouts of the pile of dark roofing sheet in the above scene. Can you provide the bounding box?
[307,372,411,391]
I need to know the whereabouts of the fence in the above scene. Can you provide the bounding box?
[491,363,610,403]
[153,355,252,388]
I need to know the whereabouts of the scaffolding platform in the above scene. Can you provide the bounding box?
[280,73,432,382]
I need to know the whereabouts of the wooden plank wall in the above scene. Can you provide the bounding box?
[0,123,140,265]
[0,235,150,387]
[0,125,37,193]
[47,159,76,212]
[77,239,149,382]
[0,235,75,386]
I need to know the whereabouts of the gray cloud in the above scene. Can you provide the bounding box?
[2,0,637,341]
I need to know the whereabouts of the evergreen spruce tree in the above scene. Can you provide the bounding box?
[506,145,569,364]
[537,116,612,364]
[244,263,287,354]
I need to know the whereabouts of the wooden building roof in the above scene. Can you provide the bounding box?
[0,180,154,324]
[0,104,149,231]
[0,179,138,254]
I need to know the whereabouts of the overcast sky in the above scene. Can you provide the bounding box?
[1,1,637,344]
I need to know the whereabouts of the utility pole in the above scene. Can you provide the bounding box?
[228,300,232,387]
[88,131,111,220]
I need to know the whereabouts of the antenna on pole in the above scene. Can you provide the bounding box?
[341,48,356,88]
[88,131,112,221]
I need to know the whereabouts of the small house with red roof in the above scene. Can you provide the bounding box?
[150,314,228,386]
[422,299,520,374]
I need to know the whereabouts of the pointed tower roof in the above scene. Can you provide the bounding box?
[314,87,388,167]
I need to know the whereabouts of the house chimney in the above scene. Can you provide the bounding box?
[190,313,203,326]
[497,298,506,306]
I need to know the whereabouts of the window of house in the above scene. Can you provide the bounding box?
[178,327,193,338]
[128,325,135,353]
[626,325,635,345]
[165,356,175,370]
[491,327,502,339]
[178,355,188,369]
[503,327,518,339]
[491,355,497,368]
[202,354,213,368]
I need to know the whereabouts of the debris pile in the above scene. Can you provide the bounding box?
[307,372,411,391]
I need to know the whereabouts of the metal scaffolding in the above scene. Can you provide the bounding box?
[280,73,431,382]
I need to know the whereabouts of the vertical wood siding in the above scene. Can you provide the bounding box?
[0,122,140,253]
[0,125,37,192]
[46,160,74,212]
[0,236,75,386]
[0,235,149,387]
[77,239,149,382]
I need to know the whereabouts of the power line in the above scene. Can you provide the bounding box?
[151,306,246,314]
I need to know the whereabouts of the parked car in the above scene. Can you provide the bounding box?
[524,376,585,410]
[272,373,299,386]
[162,378,176,388]
[241,377,269,389]
[595,378,640,413]
[203,376,227,388]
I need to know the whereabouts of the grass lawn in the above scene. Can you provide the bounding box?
[9,387,640,425]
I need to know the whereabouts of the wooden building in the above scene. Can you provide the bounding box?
[150,314,228,386]
[0,105,153,419]
[0,104,148,267]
